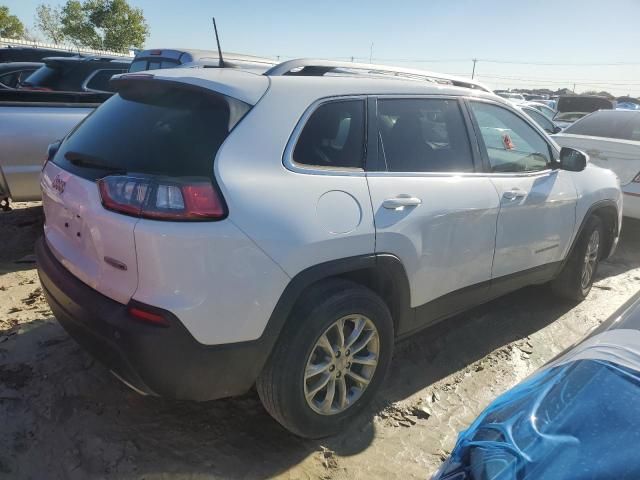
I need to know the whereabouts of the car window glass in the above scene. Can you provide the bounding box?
[128,60,147,72]
[293,100,365,169]
[377,98,473,172]
[161,60,180,69]
[85,69,125,92]
[470,102,551,172]
[565,111,640,141]
[525,108,553,132]
[147,61,162,71]
[0,71,18,88]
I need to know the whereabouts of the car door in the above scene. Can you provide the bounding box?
[366,96,501,333]
[467,99,577,282]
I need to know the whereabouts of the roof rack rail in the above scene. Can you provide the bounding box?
[264,58,491,92]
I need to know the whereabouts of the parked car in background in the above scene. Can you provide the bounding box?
[0,62,42,89]
[524,101,556,120]
[128,48,275,73]
[520,104,562,134]
[20,56,130,93]
[495,90,525,101]
[432,290,640,480]
[553,95,616,129]
[0,46,77,63]
[36,59,621,439]
[0,89,110,207]
[617,101,640,111]
[553,109,640,219]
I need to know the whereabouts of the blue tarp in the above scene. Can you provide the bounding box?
[433,359,640,480]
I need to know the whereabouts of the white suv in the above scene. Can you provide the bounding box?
[36,60,622,438]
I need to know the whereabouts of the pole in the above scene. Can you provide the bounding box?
[471,58,477,79]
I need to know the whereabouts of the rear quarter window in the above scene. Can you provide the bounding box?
[293,100,365,169]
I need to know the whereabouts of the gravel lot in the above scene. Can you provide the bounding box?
[1,202,639,479]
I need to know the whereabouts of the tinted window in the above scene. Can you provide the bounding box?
[85,69,125,92]
[128,60,147,72]
[470,102,551,172]
[293,100,365,169]
[21,65,63,88]
[565,111,640,141]
[0,71,18,88]
[53,83,239,181]
[378,98,473,172]
[524,107,554,132]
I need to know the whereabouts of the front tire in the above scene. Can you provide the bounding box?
[552,215,604,301]
[257,279,394,438]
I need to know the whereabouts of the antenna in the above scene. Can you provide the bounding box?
[212,17,225,67]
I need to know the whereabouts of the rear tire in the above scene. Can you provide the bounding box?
[257,279,394,438]
[552,215,604,301]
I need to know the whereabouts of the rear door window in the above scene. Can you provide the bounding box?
[293,100,365,169]
[377,98,474,172]
[53,83,247,181]
[470,101,552,172]
[21,65,62,88]
[523,107,554,133]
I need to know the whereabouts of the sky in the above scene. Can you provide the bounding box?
[5,0,640,96]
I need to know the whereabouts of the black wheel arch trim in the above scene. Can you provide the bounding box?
[561,199,619,271]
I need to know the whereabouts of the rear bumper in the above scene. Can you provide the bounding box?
[35,237,268,401]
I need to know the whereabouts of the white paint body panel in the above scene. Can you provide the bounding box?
[41,161,139,304]
[489,170,577,278]
[132,218,290,345]
[553,133,640,185]
[367,174,499,306]
[622,182,640,220]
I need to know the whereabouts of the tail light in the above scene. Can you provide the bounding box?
[98,175,225,221]
[127,306,170,327]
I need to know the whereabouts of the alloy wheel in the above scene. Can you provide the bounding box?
[304,314,380,415]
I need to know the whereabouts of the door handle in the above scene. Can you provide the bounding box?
[382,196,422,209]
[502,188,526,201]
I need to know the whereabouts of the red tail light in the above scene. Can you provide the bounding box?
[127,306,170,327]
[98,175,226,221]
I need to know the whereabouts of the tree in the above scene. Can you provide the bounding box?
[35,4,66,44]
[0,5,25,39]
[61,0,148,52]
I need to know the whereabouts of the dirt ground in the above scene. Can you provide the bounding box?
[1,202,639,480]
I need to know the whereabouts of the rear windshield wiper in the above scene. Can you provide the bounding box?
[64,151,127,174]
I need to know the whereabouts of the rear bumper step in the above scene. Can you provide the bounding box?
[35,237,266,401]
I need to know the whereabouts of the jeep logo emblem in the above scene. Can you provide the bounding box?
[52,175,66,194]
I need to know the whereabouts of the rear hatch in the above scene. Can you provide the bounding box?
[42,77,254,304]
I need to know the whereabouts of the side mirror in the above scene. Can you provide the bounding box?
[558,147,587,172]
[552,125,563,134]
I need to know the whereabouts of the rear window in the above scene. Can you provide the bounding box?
[53,83,247,181]
[128,59,180,73]
[564,111,640,141]
[85,69,126,92]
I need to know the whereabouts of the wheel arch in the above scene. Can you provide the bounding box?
[566,200,619,267]
[262,254,412,354]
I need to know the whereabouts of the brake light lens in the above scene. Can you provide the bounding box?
[98,175,225,221]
